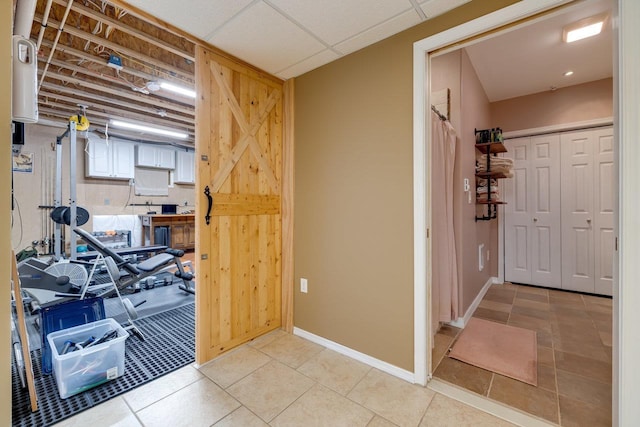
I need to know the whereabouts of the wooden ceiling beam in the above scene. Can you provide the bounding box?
[38,107,195,145]
[39,100,195,137]
[40,81,193,124]
[50,0,195,62]
[34,13,194,82]
[39,90,195,131]
[42,70,195,116]
[41,54,195,107]
[39,39,183,85]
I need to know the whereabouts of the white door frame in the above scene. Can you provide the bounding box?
[413,1,640,424]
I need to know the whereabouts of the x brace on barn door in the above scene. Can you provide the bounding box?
[209,62,281,193]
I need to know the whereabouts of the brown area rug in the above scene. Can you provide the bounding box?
[448,317,537,386]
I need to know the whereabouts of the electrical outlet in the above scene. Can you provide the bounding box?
[478,244,485,271]
[300,278,308,293]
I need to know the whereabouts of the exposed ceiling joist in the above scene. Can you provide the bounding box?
[33,13,194,82]
[39,100,194,137]
[38,90,195,131]
[50,0,195,62]
[39,39,175,87]
[42,70,195,116]
[41,54,194,106]
[39,106,194,147]
[39,82,194,125]
[27,0,198,144]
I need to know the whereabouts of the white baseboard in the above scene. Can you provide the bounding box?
[293,327,415,383]
[447,277,498,329]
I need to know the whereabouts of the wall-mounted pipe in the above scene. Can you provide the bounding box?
[38,0,74,92]
[13,0,37,38]
[36,0,54,51]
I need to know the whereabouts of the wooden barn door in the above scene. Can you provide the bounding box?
[195,45,284,363]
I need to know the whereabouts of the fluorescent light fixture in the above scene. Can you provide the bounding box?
[160,82,196,98]
[563,70,574,76]
[110,119,188,139]
[563,14,607,43]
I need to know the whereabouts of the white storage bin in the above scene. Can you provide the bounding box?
[47,318,128,398]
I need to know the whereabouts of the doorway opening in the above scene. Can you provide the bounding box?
[416,2,628,422]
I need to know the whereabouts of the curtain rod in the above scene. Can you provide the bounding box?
[431,105,448,121]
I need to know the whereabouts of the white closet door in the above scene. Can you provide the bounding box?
[504,135,561,287]
[561,130,595,292]
[504,137,532,284]
[530,134,562,287]
[593,127,615,296]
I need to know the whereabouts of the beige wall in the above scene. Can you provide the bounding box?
[2,0,12,422]
[491,78,613,132]
[294,0,518,371]
[12,124,195,254]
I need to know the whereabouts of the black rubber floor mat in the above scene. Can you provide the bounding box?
[12,303,195,427]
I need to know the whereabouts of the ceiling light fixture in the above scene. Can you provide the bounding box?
[563,14,607,43]
[110,119,188,139]
[146,81,161,92]
[160,82,196,98]
[563,70,574,76]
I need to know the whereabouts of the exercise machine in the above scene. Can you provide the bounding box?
[18,257,88,306]
[73,227,195,297]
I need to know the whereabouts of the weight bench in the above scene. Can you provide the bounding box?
[73,228,195,296]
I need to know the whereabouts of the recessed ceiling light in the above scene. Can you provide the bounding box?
[563,70,574,76]
[563,14,607,43]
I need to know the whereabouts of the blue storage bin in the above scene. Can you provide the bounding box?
[40,297,105,374]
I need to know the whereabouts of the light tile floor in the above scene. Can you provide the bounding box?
[433,283,612,427]
[54,329,516,427]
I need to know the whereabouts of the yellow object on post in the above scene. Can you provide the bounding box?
[68,114,90,131]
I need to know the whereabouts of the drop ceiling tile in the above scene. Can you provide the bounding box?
[276,49,341,80]
[268,0,414,46]
[122,0,254,39]
[207,1,326,75]
[420,0,471,19]
[334,9,422,56]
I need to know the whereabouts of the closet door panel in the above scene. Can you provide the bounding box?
[530,135,561,287]
[504,137,532,284]
[561,131,595,293]
[594,128,614,295]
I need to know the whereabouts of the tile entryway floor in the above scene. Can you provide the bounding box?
[53,329,517,427]
[433,283,612,426]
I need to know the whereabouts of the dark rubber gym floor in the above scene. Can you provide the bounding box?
[12,276,195,427]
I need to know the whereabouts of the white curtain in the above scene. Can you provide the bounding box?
[431,111,459,332]
[134,167,169,196]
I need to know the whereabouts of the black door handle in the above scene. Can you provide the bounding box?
[204,186,212,225]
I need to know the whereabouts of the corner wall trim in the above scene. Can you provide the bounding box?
[293,327,415,383]
[448,277,498,329]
